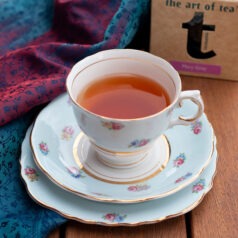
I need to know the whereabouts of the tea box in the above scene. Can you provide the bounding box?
[150,0,238,81]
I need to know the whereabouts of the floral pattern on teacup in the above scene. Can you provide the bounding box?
[173,153,186,167]
[127,184,150,192]
[192,179,205,193]
[61,126,74,140]
[175,172,193,183]
[102,213,127,223]
[67,166,85,178]
[101,121,125,130]
[191,120,202,135]
[25,167,39,182]
[129,139,150,148]
[39,142,49,155]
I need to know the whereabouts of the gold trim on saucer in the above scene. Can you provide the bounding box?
[20,142,218,227]
[29,94,216,204]
[30,120,215,203]
[73,133,170,185]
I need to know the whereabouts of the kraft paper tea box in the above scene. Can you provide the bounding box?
[150,0,238,81]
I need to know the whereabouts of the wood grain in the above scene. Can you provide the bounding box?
[64,217,187,238]
[48,227,61,238]
[182,76,238,238]
[48,76,238,237]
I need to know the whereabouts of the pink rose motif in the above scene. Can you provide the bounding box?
[103,213,126,222]
[175,158,184,166]
[192,121,202,135]
[139,139,150,147]
[102,121,125,130]
[25,167,36,175]
[175,172,192,183]
[193,125,202,134]
[127,186,138,192]
[67,166,85,178]
[175,177,184,183]
[62,126,74,140]
[63,126,74,135]
[24,167,39,181]
[129,138,150,148]
[192,179,205,193]
[112,122,125,130]
[104,213,116,222]
[127,184,150,192]
[39,142,49,155]
[40,143,47,151]
[173,153,186,168]
[193,184,204,192]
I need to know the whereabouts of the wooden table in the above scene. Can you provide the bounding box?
[48,75,238,237]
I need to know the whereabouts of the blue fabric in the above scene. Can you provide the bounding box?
[0,0,150,126]
[0,0,54,54]
[0,0,150,237]
[0,109,66,237]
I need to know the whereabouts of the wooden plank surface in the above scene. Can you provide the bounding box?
[64,217,187,238]
[182,76,238,238]
[48,76,238,237]
[48,228,61,238]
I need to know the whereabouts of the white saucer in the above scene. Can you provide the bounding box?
[73,133,170,183]
[30,93,215,203]
[21,126,218,226]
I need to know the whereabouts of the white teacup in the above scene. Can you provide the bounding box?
[66,49,204,168]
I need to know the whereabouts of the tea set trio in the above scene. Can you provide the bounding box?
[21,49,217,225]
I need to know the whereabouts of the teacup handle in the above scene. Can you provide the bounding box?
[169,90,204,128]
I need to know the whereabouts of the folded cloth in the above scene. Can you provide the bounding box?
[0,0,150,237]
[0,0,149,126]
[0,109,66,237]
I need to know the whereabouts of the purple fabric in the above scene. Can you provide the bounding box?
[0,1,149,237]
[0,0,148,126]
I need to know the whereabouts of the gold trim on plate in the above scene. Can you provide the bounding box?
[30,118,215,203]
[73,133,170,184]
[20,142,218,226]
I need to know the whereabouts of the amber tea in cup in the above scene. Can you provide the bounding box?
[76,74,170,119]
[66,49,204,169]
